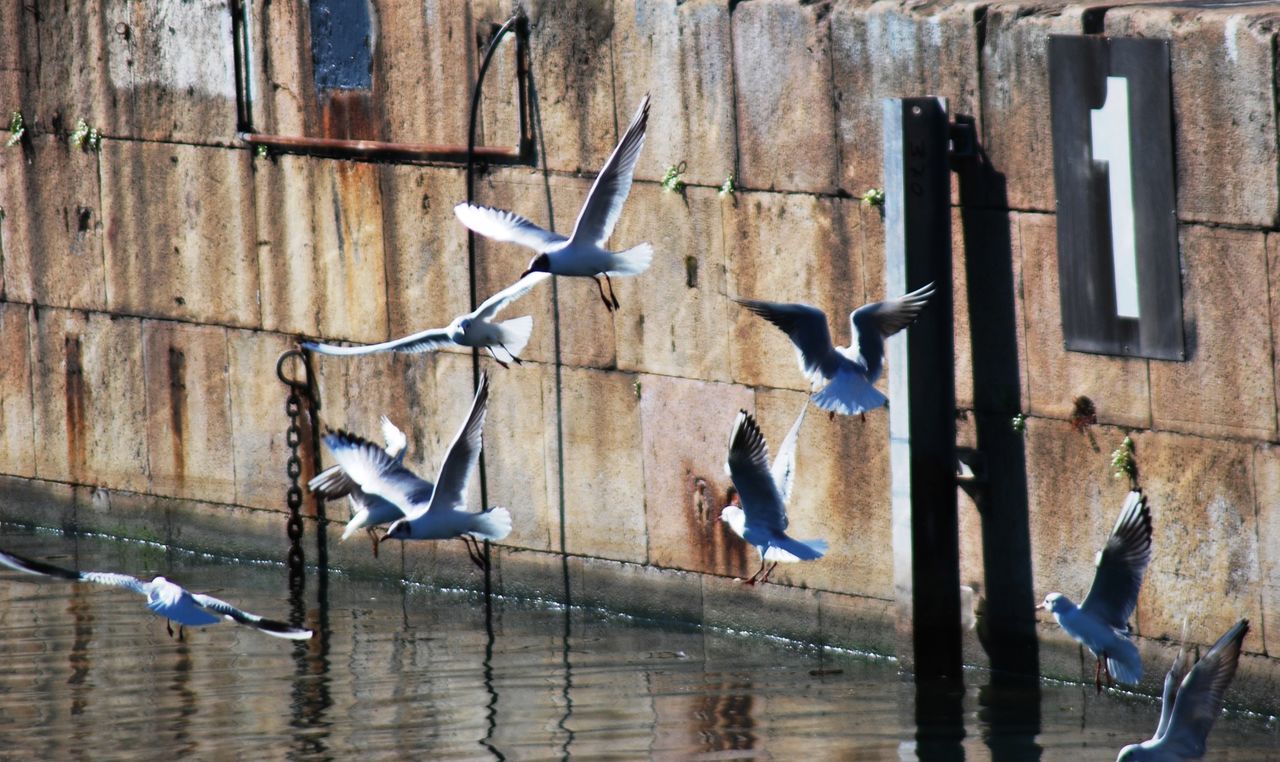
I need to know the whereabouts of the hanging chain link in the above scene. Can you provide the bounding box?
[277,348,319,586]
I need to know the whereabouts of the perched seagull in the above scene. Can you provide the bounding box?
[734,284,935,416]
[1041,490,1153,692]
[453,94,653,312]
[309,415,432,558]
[0,547,312,640]
[302,271,550,367]
[323,372,511,568]
[723,409,827,585]
[1116,619,1250,761]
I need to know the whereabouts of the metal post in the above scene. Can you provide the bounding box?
[883,97,961,680]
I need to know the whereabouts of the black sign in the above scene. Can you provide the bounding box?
[1048,36,1184,361]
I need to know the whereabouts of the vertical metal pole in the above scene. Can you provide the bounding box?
[883,97,961,680]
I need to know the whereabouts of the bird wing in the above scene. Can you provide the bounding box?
[423,372,491,517]
[453,203,568,253]
[726,410,787,535]
[770,402,808,510]
[308,463,356,498]
[473,271,552,321]
[380,416,408,460]
[322,430,436,513]
[1159,619,1249,757]
[0,547,149,594]
[191,593,313,640]
[1080,490,1153,630]
[570,94,650,246]
[1155,644,1195,741]
[303,327,456,357]
[851,283,936,339]
[734,299,836,383]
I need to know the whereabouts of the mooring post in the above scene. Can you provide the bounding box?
[883,97,961,681]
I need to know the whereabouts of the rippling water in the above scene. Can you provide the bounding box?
[0,525,1275,761]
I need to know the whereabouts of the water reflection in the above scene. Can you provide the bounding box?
[0,525,1275,760]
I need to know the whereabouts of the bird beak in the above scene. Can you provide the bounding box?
[519,268,533,279]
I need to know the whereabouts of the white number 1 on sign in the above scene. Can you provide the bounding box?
[1090,76,1140,319]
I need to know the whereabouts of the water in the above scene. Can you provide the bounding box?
[0,525,1275,761]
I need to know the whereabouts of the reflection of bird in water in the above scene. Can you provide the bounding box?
[0,548,312,641]
[1040,490,1152,692]
[1116,619,1250,761]
[694,681,759,754]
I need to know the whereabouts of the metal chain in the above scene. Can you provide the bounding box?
[277,348,319,586]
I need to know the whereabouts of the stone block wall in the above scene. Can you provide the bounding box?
[3,0,1280,709]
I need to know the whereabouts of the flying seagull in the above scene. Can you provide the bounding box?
[721,403,813,584]
[1116,619,1249,761]
[323,372,510,568]
[0,547,312,641]
[722,409,827,585]
[309,415,432,557]
[734,284,935,416]
[1041,490,1153,692]
[302,271,550,367]
[453,94,653,312]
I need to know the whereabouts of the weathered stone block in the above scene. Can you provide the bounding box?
[30,307,149,493]
[979,4,1087,211]
[1105,6,1280,227]
[15,0,109,134]
[373,1,472,146]
[0,134,108,311]
[74,485,168,545]
[1018,213,1150,428]
[247,0,313,137]
[0,303,34,478]
[1132,429,1262,645]
[612,0,735,187]
[1023,416,1135,612]
[380,164,472,343]
[725,191,866,390]
[702,572,823,645]
[546,366,647,563]
[255,154,398,343]
[638,374,754,575]
[612,185,731,381]
[226,327,297,511]
[1248,444,1280,655]
[754,386,894,599]
[831,0,981,198]
[0,474,75,530]
[525,0,618,174]
[817,591,896,656]
[0,0,21,71]
[731,0,838,193]
[479,359,557,552]
[1149,226,1275,441]
[142,320,235,503]
[492,545,568,603]
[471,168,615,369]
[100,0,238,142]
[101,141,260,328]
[473,1,524,151]
[569,553,704,625]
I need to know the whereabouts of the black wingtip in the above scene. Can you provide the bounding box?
[253,618,314,640]
[0,547,83,581]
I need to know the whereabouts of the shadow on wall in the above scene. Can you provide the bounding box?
[954,114,1043,758]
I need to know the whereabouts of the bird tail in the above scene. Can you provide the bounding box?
[606,243,654,276]
[770,536,828,562]
[811,367,887,416]
[469,507,512,542]
[1107,637,1143,685]
[498,316,534,359]
[340,509,369,542]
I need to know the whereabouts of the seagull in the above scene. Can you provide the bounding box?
[734,284,935,416]
[1116,619,1249,761]
[0,547,312,640]
[309,415,432,558]
[302,271,550,367]
[453,94,653,312]
[722,409,827,585]
[1041,490,1153,692]
[322,372,511,569]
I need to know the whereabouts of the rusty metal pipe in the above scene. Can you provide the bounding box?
[239,131,521,162]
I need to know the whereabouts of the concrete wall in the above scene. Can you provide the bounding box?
[3,0,1280,709]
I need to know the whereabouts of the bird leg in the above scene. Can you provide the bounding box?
[500,344,524,365]
[759,562,779,585]
[743,559,767,586]
[461,536,487,570]
[367,527,380,558]
[179,625,185,642]
[1103,656,1114,688]
[1094,656,1103,694]
[592,276,616,312]
[603,273,621,310]
[860,412,866,423]
[167,620,174,638]
[485,346,511,369]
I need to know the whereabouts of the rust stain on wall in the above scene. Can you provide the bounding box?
[167,345,187,488]
[683,470,749,578]
[64,335,87,483]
